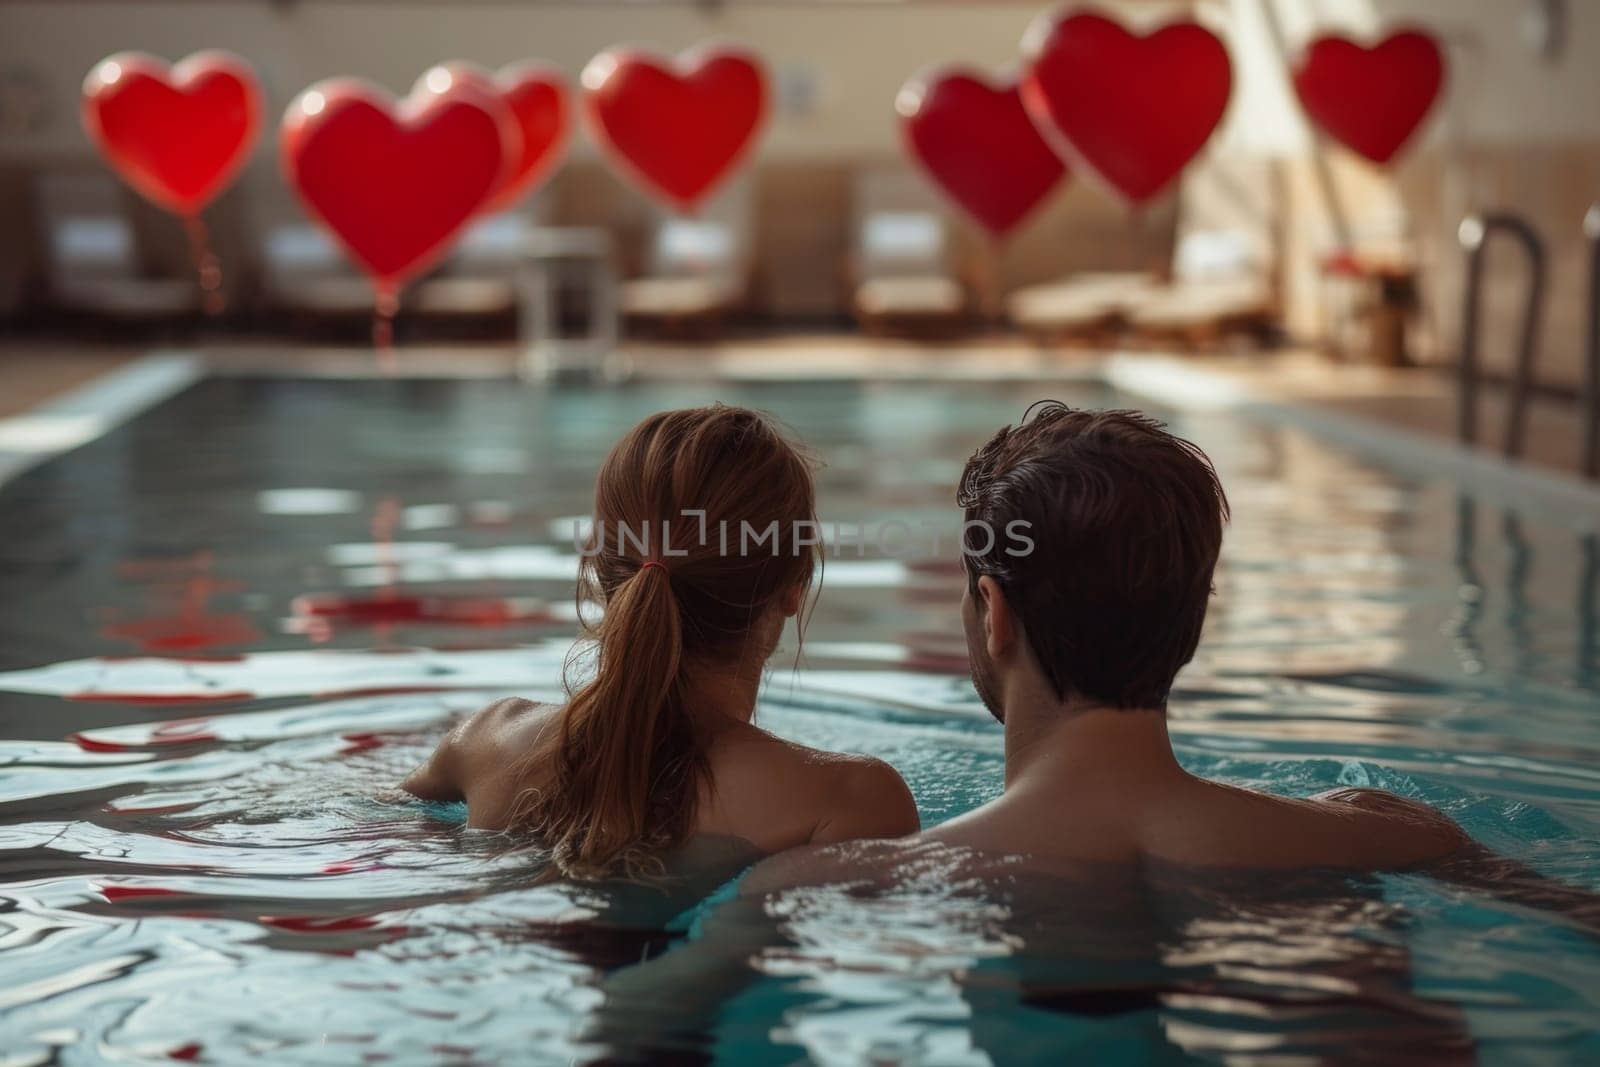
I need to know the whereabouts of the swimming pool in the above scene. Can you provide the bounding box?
[1,372,1598,1063]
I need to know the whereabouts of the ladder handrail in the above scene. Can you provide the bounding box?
[1456,213,1546,458]
[1583,204,1600,479]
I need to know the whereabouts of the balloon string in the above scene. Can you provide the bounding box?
[183,214,225,316]
[372,284,400,374]
[979,235,1004,325]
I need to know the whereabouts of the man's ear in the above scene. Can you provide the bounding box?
[975,576,1017,660]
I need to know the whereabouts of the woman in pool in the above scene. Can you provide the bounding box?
[404,404,919,879]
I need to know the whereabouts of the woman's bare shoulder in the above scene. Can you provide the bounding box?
[401,697,556,804]
[764,735,920,841]
[442,696,550,756]
[703,728,921,845]
[715,728,901,785]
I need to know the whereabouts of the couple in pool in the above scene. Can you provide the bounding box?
[403,399,1530,894]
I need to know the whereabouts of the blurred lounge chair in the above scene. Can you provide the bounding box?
[34,171,199,324]
[850,168,968,337]
[1007,270,1159,345]
[409,211,527,334]
[852,212,970,336]
[257,175,373,329]
[1009,158,1277,350]
[1128,228,1278,348]
[621,181,751,337]
[261,177,553,338]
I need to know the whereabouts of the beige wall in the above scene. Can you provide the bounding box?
[4,0,1600,363]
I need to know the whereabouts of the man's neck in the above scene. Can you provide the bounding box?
[1001,689,1185,793]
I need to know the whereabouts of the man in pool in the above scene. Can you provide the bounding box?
[756,402,1470,885]
[748,403,1600,908]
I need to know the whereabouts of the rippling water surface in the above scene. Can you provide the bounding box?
[1,376,1598,1064]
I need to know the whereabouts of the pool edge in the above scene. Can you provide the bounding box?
[1105,353,1600,533]
[6,348,1596,530]
[0,351,204,488]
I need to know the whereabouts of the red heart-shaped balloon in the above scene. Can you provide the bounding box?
[280,78,512,287]
[1022,11,1231,205]
[429,61,569,212]
[1292,30,1445,166]
[899,69,1067,239]
[582,45,767,212]
[81,50,262,216]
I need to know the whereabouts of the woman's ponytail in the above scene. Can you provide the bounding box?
[510,405,819,880]
[515,561,697,879]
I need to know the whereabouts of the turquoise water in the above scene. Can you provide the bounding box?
[0,376,1598,1063]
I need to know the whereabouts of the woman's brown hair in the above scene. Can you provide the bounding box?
[513,404,819,879]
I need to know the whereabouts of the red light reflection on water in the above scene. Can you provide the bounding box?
[98,884,185,902]
[100,552,261,655]
[291,591,554,630]
[288,493,554,641]
[72,717,220,751]
[338,730,388,755]
[258,913,389,934]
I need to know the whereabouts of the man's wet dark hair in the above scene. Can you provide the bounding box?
[958,402,1229,710]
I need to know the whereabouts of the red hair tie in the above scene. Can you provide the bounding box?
[638,560,668,575]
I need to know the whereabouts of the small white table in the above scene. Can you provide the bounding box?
[517,228,622,380]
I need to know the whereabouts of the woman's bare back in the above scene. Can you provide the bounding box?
[404,698,919,860]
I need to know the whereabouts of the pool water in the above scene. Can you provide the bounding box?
[1,376,1598,1064]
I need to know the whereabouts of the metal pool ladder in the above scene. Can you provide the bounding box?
[1456,213,1546,460]
[1584,205,1600,478]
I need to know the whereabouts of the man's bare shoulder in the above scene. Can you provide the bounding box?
[1169,783,1469,871]
[1312,786,1470,858]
